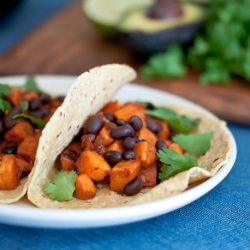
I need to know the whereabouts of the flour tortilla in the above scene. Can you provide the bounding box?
[27,65,232,208]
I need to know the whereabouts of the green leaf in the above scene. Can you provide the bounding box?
[0,98,12,112]
[173,132,214,156]
[158,149,197,181]
[0,84,11,97]
[20,101,29,112]
[43,171,77,202]
[13,114,45,128]
[141,44,186,79]
[146,107,200,134]
[23,76,41,92]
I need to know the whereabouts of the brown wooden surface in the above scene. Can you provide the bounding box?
[0,2,250,125]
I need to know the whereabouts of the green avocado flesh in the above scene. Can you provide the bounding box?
[84,0,153,27]
[119,4,204,34]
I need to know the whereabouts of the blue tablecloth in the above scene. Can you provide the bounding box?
[0,1,249,249]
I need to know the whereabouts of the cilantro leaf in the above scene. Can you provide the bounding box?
[173,132,214,156]
[23,76,41,92]
[158,149,197,181]
[146,106,200,134]
[43,171,77,202]
[0,98,12,112]
[141,44,186,79]
[20,101,29,112]
[0,84,11,97]
[13,114,45,128]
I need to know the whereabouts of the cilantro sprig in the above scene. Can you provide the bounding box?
[0,84,11,97]
[158,149,197,181]
[146,106,200,134]
[13,114,45,128]
[23,76,41,92]
[0,99,12,112]
[173,131,214,157]
[43,171,77,202]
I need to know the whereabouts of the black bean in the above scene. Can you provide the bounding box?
[0,110,4,118]
[4,106,21,129]
[124,179,143,196]
[104,151,122,166]
[40,93,51,104]
[29,98,40,110]
[123,137,136,150]
[29,108,49,119]
[169,126,177,139]
[156,139,168,151]
[57,95,65,102]
[104,112,116,122]
[62,149,77,162]
[110,125,135,139]
[3,144,17,154]
[0,120,4,134]
[87,115,104,134]
[146,118,162,134]
[116,119,126,126]
[129,116,143,131]
[123,150,136,160]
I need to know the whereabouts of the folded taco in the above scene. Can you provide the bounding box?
[28,64,232,208]
[0,77,64,203]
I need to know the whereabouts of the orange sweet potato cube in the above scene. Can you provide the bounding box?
[137,128,157,145]
[110,160,140,193]
[99,126,114,147]
[138,164,157,187]
[76,151,111,182]
[75,174,97,200]
[114,103,145,121]
[0,155,19,190]
[102,101,121,113]
[107,140,123,153]
[158,121,170,140]
[8,88,22,106]
[5,120,34,144]
[134,141,156,167]
[169,143,184,154]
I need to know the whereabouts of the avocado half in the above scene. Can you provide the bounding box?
[118,3,205,54]
[83,0,153,37]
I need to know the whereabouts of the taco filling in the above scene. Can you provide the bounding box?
[43,100,214,201]
[0,77,63,192]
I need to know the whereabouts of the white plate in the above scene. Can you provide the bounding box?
[0,76,237,229]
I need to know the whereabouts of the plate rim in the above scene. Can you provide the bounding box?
[0,75,237,229]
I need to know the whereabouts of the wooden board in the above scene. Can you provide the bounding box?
[0,2,250,125]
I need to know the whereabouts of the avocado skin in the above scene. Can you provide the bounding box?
[119,20,203,55]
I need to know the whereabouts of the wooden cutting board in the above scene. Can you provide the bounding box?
[0,2,250,125]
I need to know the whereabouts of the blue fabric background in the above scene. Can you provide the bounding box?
[0,1,249,249]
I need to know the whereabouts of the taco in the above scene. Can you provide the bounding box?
[27,64,233,208]
[0,77,64,203]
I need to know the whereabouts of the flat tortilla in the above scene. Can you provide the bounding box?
[27,65,232,208]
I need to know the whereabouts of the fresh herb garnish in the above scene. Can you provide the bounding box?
[43,170,77,202]
[146,106,200,134]
[13,114,45,128]
[173,131,214,157]
[158,149,197,181]
[23,76,41,92]
[141,44,186,79]
[0,84,11,97]
[0,98,12,112]
[136,100,156,110]
[20,101,29,112]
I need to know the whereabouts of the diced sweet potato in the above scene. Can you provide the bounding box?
[17,131,40,162]
[102,101,121,113]
[107,140,123,152]
[50,99,62,109]
[138,164,157,187]
[114,103,145,121]
[94,135,106,155]
[165,140,172,146]
[158,121,170,140]
[5,120,34,144]
[134,141,156,167]
[60,149,77,171]
[81,134,95,151]
[110,160,140,193]
[8,88,22,106]
[15,157,32,172]
[0,155,19,190]
[137,128,157,145]
[23,91,39,101]
[75,174,97,200]
[99,125,114,146]
[169,143,184,154]
[76,151,111,181]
